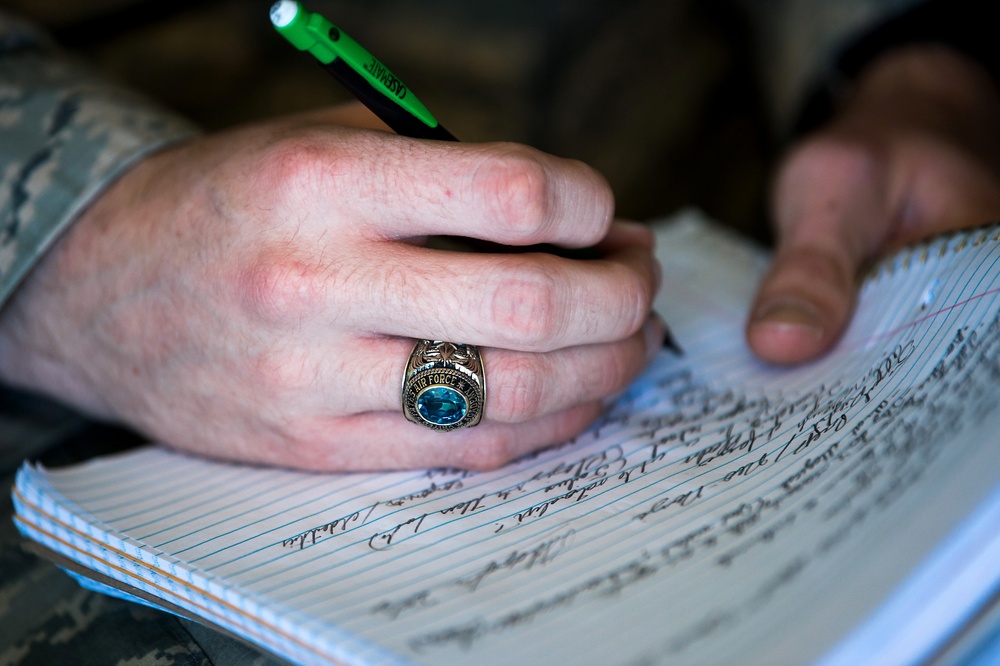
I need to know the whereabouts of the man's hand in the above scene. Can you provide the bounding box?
[0,103,662,471]
[748,46,1000,364]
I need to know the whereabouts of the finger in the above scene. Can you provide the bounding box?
[290,314,663,422]
[747,140,893,364]
[474,314,665,423]
[886,139,1000,248]
[264,127,615,248]
[370,232,658,351]
[235,401,607,472]
[597,220,662,294]
[594,218,657,253]
[371,140,615,247]
[746,247,858,365]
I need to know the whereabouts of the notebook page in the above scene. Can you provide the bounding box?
[14,214,1000,666]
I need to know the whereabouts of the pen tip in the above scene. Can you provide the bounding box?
[663,326,683,355]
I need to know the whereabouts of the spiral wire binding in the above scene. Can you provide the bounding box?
[867,221,1000,281]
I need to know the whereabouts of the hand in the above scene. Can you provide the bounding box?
[747,46,1000,364]
[0,103,662,470]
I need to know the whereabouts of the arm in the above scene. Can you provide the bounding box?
[0,11,199,303]
[0,17,662,472]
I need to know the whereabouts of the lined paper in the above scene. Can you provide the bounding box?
[14,213,1000,665]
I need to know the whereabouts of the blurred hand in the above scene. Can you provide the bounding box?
[747,46,1000,364]
[0,103,662,471]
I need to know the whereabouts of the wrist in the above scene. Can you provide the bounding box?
[839,45,1000,135]
[794,0,1000,136]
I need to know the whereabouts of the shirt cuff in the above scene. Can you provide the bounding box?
[0,12,200,306]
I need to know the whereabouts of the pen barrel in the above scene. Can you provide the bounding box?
[323,59,457,141]
[272,2,454,141]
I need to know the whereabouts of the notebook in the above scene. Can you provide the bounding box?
[12,211,1000,665]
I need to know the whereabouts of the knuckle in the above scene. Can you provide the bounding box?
[258,134,322,191]
[257,130,355,201]
[236,252,325,322]
[473,144,552,241]
[490,355,548,422]
[486,260,562,348]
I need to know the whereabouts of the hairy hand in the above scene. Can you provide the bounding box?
[0,104,662,470]
[748,46,1000,364]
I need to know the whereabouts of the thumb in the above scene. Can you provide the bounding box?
[746,140,892,364]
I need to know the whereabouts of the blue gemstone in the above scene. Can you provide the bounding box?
[417,387,468,425]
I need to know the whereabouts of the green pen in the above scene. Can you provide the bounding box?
[270,0,457,142]
[270,1,682,354]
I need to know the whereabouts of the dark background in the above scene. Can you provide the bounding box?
[2,0,776,241]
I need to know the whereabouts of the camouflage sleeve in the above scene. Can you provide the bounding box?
[0,11,199,306]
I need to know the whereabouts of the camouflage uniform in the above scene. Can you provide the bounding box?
[0,11,198,304]
[0,10,274,665]
[1,1,988,664]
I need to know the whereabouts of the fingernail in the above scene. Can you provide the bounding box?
[751,299,824,339]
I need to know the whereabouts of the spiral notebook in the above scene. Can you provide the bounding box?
[12,212,1000,665]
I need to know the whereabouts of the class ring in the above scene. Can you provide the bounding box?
[401,340,486,431]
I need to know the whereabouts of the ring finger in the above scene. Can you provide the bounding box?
[292,313,665,423]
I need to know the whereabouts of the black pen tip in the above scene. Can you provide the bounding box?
[662,326,683,355]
